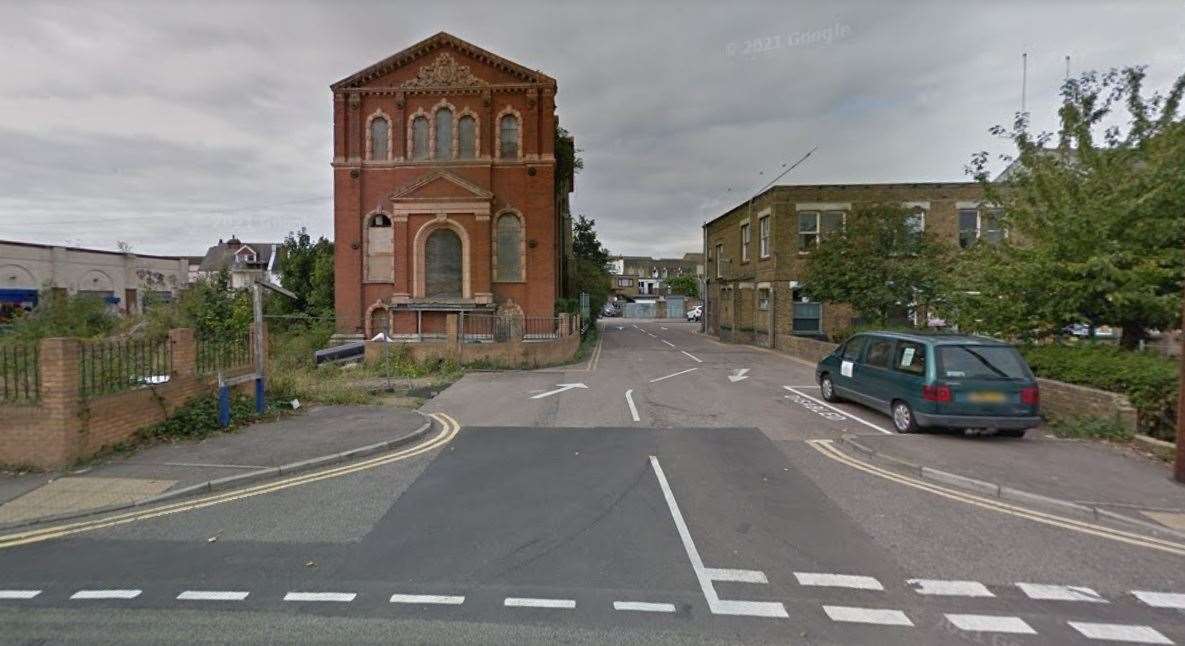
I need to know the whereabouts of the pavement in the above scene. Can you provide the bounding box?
[0,319,1181,645]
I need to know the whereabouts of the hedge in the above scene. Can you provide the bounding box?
[1019,343,1178,440]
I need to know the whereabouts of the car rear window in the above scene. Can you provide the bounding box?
[938,345,1030,380]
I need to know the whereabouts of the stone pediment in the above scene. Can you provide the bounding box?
[389,170,494,202]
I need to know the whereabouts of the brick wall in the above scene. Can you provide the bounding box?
[363,313,580,369]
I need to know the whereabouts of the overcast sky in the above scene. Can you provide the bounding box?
[0,1,1182,258]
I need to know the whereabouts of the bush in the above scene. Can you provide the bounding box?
[1019,343,1178,439]
[138,393,259,441]
[3,290,119,341]
[1047,416,1134,441]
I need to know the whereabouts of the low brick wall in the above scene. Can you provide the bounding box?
[365,332,581,370]
[773,335,839,364]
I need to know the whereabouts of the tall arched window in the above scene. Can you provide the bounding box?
[458,115,477,159]
[369,117,389,161]
[366,213,393,282]
[411,116,429,161]
[499,114,519,160]
[495,213,523,281]
[434,108,453,160]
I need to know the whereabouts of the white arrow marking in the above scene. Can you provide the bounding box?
[617,326,624,330]
[530,383,589,399]
[728,368,750,383]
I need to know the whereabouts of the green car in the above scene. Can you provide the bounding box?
[815,331,1041,436]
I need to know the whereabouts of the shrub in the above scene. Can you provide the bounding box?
[1047,416,1133,441]
[4,290,119,341]
[138,393,259,441]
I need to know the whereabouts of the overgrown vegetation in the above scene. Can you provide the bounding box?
[569,214,611,323]
[2,290,119,341]
[666,274,699,299]
[1046,415,1134,442]
[137,392,263,441]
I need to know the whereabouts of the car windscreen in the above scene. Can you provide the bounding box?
[938,345,1030,380]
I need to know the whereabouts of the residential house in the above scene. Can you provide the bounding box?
[196,237,281,289]
[609,253,703,301]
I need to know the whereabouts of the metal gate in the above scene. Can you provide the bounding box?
[623,302,656,318]
[665,296,685,319]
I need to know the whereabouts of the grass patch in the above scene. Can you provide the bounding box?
[1046,416,1134,441]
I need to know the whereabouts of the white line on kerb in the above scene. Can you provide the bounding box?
[71,589,141,600]
[794,572,883,590]
[0,590,41,599]
[823,605,913,626]
[650,368,698,383]
[504,597,575,609]
[625,389,641,422]
[662,340,675,347]
[390,594,465,605]
[680,350,703,363]
[944,614,1036,634]
[783,386,892,434]
[177,591,249,601]
[283,592,356,602]
[1068,621,1172,644]
[649,455,787,618]
[614,601,677,613]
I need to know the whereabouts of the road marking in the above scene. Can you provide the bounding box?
[284,592,356,602]
[649,368,698,383]
[660,327,668,330]
[681,350,703,363]
[1017,583,1107,602]
[662,340,675,347]
[823,605,913,626]
[944,614,1036,634]
[1133,591,1185,609]
[389,594,465,605]
[704,568,768,583]
[807,439,1185,556]
[177,591,249,601]
[649,455,788,618]
[907,579,994,597]
[1068,622,1172,644]
[794,572,883,590]
[529,383,588,399]
[784,387,892,434]
[504,597,575,609]
[728,368,750,382]
[0,590,40,599]
[625,389,641,421]
[71,589,141,600]
[613,601,677,613]
[0,414,461,550]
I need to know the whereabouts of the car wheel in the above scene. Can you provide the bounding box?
[820,374,840,402]
[997,429,1026,438]
[891,400,920,434]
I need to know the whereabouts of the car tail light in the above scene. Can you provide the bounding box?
[922,385,952,403]
[1020,386,1039,406]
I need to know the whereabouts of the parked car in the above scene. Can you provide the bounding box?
[815,331,1040,436]
[686,304,702,322]
[601,303,622,317]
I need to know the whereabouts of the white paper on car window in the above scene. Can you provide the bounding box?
[841,360,853,378]
[900,347,916,367]
[946,370,966,377]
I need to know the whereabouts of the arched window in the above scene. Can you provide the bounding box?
[369,117,389,161]
[366,213,393,282]
[499,114,519,160]
[434,108,453,160]
[458,115,477,159]
[411,116,429,161]
[425,228,462,297]
[495,213,523,282]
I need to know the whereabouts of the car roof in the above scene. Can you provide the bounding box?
[849,330,1011,347]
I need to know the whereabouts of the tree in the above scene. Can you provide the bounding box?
[572,215,610,270]
[568,215,611,319]
[666,274,699,299]
[966,66,1185,348]
[800,203,954,326]
[272,228,335,322]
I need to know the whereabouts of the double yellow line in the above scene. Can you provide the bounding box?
[0,413,461,550]
[808,439,1185,557]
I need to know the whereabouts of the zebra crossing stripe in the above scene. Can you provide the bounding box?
[945,614,1036,634]
[823,605,913,626]
[70,590,141,600]
[1067,621,1173,644]
[1132,591,1185,609]
[0,590,41,599]
[907,579,994,597]
[795,572,883,590]
[1017,583,1107,602]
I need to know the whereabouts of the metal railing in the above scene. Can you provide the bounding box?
[459,314,566,343]
[79,336,172,398]
[523,316,560,340]
[0,342,39,403]
[196,333,254,375]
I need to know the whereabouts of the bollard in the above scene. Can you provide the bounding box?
[255,376,266,414]
[218,384,231,428]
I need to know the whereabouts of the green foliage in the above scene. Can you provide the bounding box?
[3,290,119,341]
[369,345,461,379]
[1019,342,1178,438]
[666,274,699,299]
[830,322,925,344]
[1047,416,1133,441]
[143,269,252,343]
[554,125,583,186]
[271,228,335,326]
[572,215,610,270]
[965,65,1185,348]
[138,393,259,441]
[801,203,954,326]
[569,215,611,321]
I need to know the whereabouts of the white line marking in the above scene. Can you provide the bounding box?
[660,327,668,330]
[0,590,40,599]
[728,368,750,382]
[389,594,465,605]
[649,455,787,618]
[823,605,913,626]
[650,368,698,383]
[1132,590,1185,609]
[71,589,141,600]
[1068,622,1172,644]
[944,614,1036,634]
[614,601,677,613]
[625,389,640,421]
[907,579,995,597]
[680,350,703,363]
[1016,583,1107,602]
[795,572,883,590]
[283,592,356,602]
[504,597,575,609]
[705,568,768,583]
[529,383,588,399]
[177,591,249,601]
[783,387,892,434]
[662,340,675,347]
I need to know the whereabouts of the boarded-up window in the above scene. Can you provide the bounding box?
[435,108,453,160]
[425,228,462,297]
[499,114,519,159]
[366,214,393,282]
[369,117,388,160]
[458,116,476,159]
[411,116,429,160]
[495,213,522,282]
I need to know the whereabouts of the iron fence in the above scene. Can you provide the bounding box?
[523,316,560,340]
[196,333,254,375]
[0,342,39,403]
[458,314,565,342]
[79,336,172,398]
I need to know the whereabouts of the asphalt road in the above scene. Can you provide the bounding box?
[0,320,1183,645]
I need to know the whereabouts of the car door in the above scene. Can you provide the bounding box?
[890,340,928,410]
[832,335,868,399]
[855,336,897,413]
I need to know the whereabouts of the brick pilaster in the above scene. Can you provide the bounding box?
[38,337,81,465]
[169,328,196,377]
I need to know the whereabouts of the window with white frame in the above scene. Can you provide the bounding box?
[757,288,770,311]
[759,215,771,258]
[791,288,821,333]
[797,210,845,249]
[958,207,1006,248]
[740,223,751,262]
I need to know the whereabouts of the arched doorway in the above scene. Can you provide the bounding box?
[424,228,462,298]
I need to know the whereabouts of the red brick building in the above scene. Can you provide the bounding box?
[330,32,571,339]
